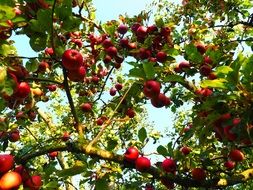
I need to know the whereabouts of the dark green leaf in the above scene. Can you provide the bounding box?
[164,75,185,83]
[29,33,47,52]
[107,139,118,151]
[25,59,39,72]
[157,145,168,156]
[184,43,203,63]
[138,127,147,143]
[128,68,146,79]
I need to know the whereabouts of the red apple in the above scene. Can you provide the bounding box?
[102,39,113,48]
[229,149,245,162]
[196,43,206,54]
[49,151,58,158]
[0,154,14,173]
[106,46,118,57]
[14,82,31,99]
[37,61,50,73]
[115,83,123,91]
[96,118,104,126]
[151,93,171,108]
[135,156,151,172]
[9,129,20,142]
[179,61,190,71]
[14,165,30,181]
[136,26,148,37]
[67,66,86,82]
[204,56,213,65]
[24,175,43,189]
[109,88,117,96]
[143,80,161,98]
[224,125,237,141]
[162,158,176,173]
[191,168,206,181]
[119,38,129,48]
[103,55,112,64]
[0,171,22,189]
[62,49,83,70]
[80,103,92,112]
[180,146,191,155]
[45,47,54,56]
[117,24,128,34]
[200,64,212,76]
[126,108,135,118]
[138,48,151,60]
[156,51,167,63]
[47,84,57,92]
[224,161,235,170]
[124,147,139,162]
[62,132,70,141]
[160,27,171,37]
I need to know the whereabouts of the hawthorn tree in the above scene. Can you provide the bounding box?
[1,0,253,189]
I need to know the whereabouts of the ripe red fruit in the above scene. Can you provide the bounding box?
[143,80,161,98]
[136,26,148,37]
[45,47,54,56]
[204,56,213,64]
[24,175,43,189]
[229,149,245,162]
[135,156,151,172]
[62,49,83,70]
[224,161,235,170]
[138,48,151,60]
[196,43,206,54]
[47,84,57,92]
[117,24,128,34]
[151,93,171,108]
[9,129,20,142]
[80,103,92,112]
[106,46,118,57]
[179,61,190,71]
[147,25,158,33]
[156,51,167,63]
[14,82,31,98]
[233,118,241,125]
[208,72,217,80]
[0,154,14,173]
[131,23,141,32]
[14,165,30,181]
[126,108,135,118]
[96,118,104,126]
[145,184,155,190]
[162,158,176,173]
[119,38,129,48]
[200,64,212,76]
[37,60,50,73]
[180,146,191,155]
[191,168,206,181]
[91,75,100,83]
[0,171,22,189]
[115,83,123,91]
[160,27,171,37]
[124,147,139,162]
[109,88,117,96]
[103,55,112,64]
[49,151,58,158]
[102,38,113,48]
[67,66,86,82]
[62,132,70,141]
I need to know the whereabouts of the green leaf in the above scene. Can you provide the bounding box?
[44,181,60,189]
[25,59,39,72]
[57,162,86,177]
[184,43,203,63]
[164,75,185,83]
[107,139,118,151]
[0,43,17,56]
[138,127,147,143]
[128,68,146,79]
[142,62,155,79]
[29,33,47,52]
[61,16,82,31]
[37,9,52,32]
[157,145,168,156]
[95,178,109,190]
[215,66,233,75]
[0,5,15,22]
[201,79,228,89]
[55,0,72,20]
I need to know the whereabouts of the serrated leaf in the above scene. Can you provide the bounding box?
[201,79,228,89]
[143,62,155,79]
[138,127,147,143]
[157,145,168,156]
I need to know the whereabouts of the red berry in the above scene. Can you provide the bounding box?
[224,161,235,170]
[143,80,161,98]
[124,147,139,162]
[229,149,245,162]
[156,51,167,63]
[191,168,206,181]
[162,158,176,173]
[135,156,151,172]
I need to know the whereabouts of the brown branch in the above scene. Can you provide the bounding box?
[25,77,63,85]
[16,142,253,189]
[62,67,82,135]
